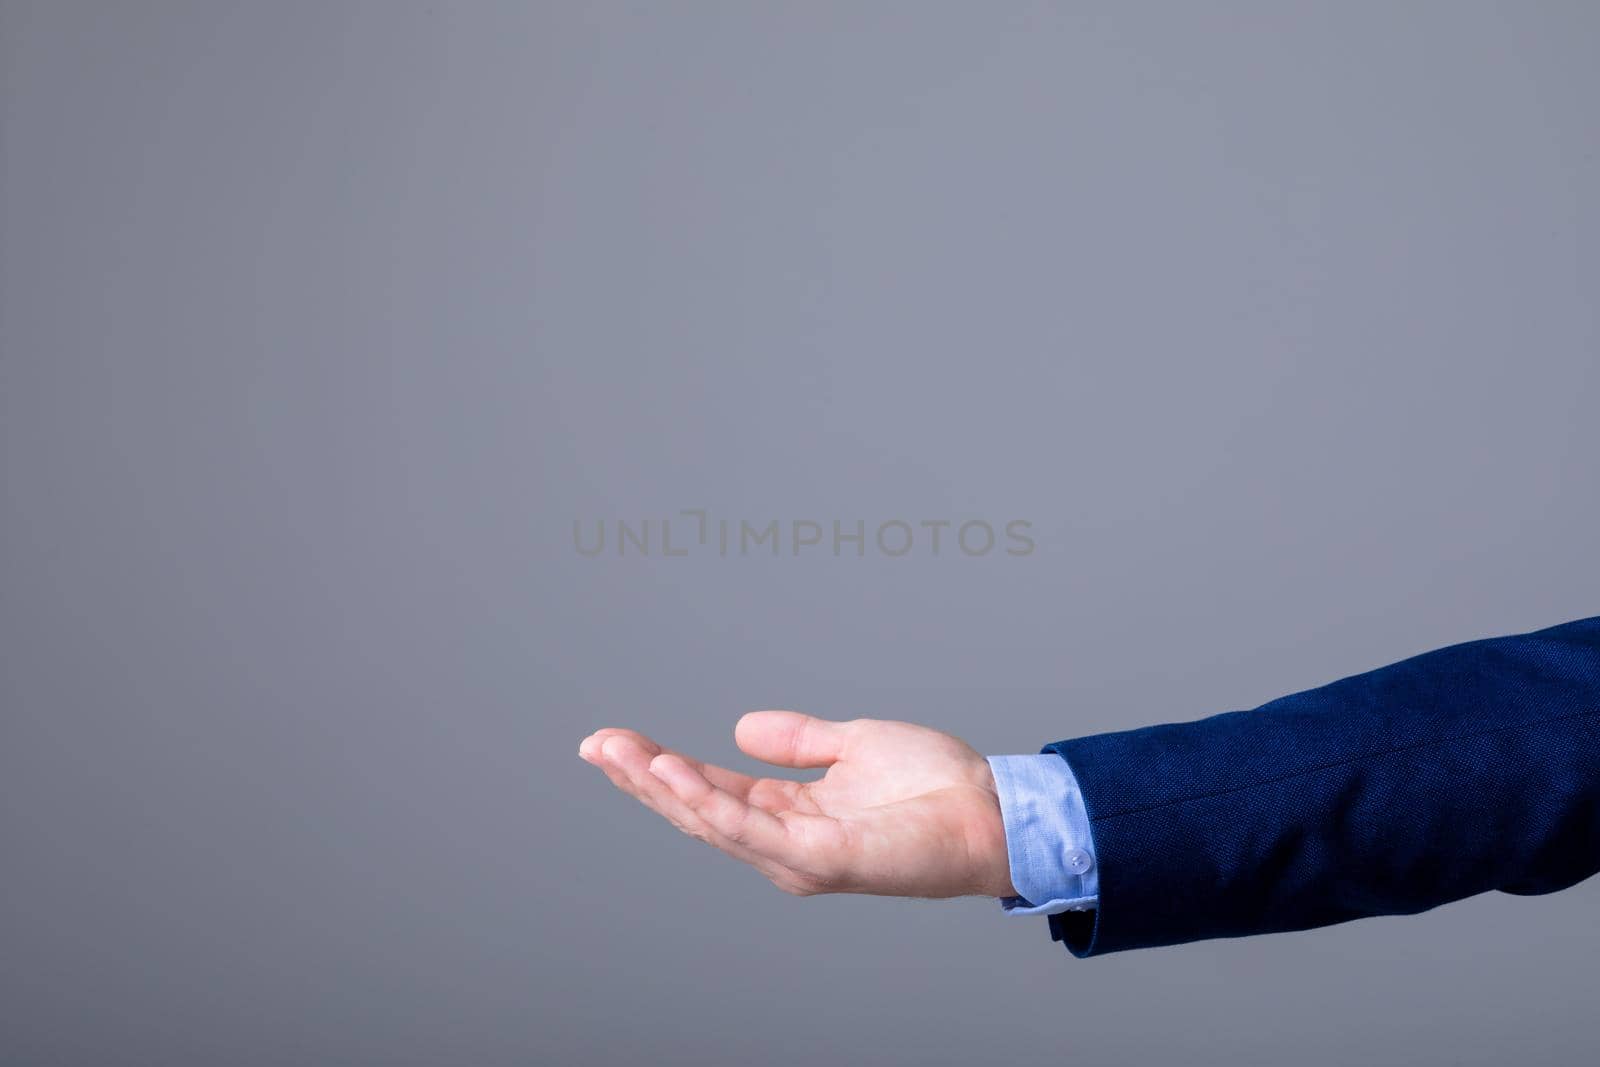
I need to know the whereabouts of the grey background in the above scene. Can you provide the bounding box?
[3,2,1598,1064]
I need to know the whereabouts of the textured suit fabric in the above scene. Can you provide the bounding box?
[1044,616,1600,957]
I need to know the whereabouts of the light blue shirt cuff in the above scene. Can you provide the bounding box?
[986,753,1099,916]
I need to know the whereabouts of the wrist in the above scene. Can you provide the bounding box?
[966,762,1018,898]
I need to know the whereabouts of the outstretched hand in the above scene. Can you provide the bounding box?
[578,712,1015,899]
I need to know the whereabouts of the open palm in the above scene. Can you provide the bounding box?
[579,711,1015,899]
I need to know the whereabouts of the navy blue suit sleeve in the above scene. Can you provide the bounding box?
[1044,616,1600,957]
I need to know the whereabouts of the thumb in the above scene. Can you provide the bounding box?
[735,710,852,769]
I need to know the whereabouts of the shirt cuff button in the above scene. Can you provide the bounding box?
[1064,848,1093,875]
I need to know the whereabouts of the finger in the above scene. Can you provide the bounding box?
[584,735,668,811]
[735,711,851,769]
[582,728,764,800]
[583,728,807,815]
[594,733,713,832]
[598,735,789,878]
[650,751,847,882]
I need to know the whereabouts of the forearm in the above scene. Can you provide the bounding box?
[1046,616,1600,956]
